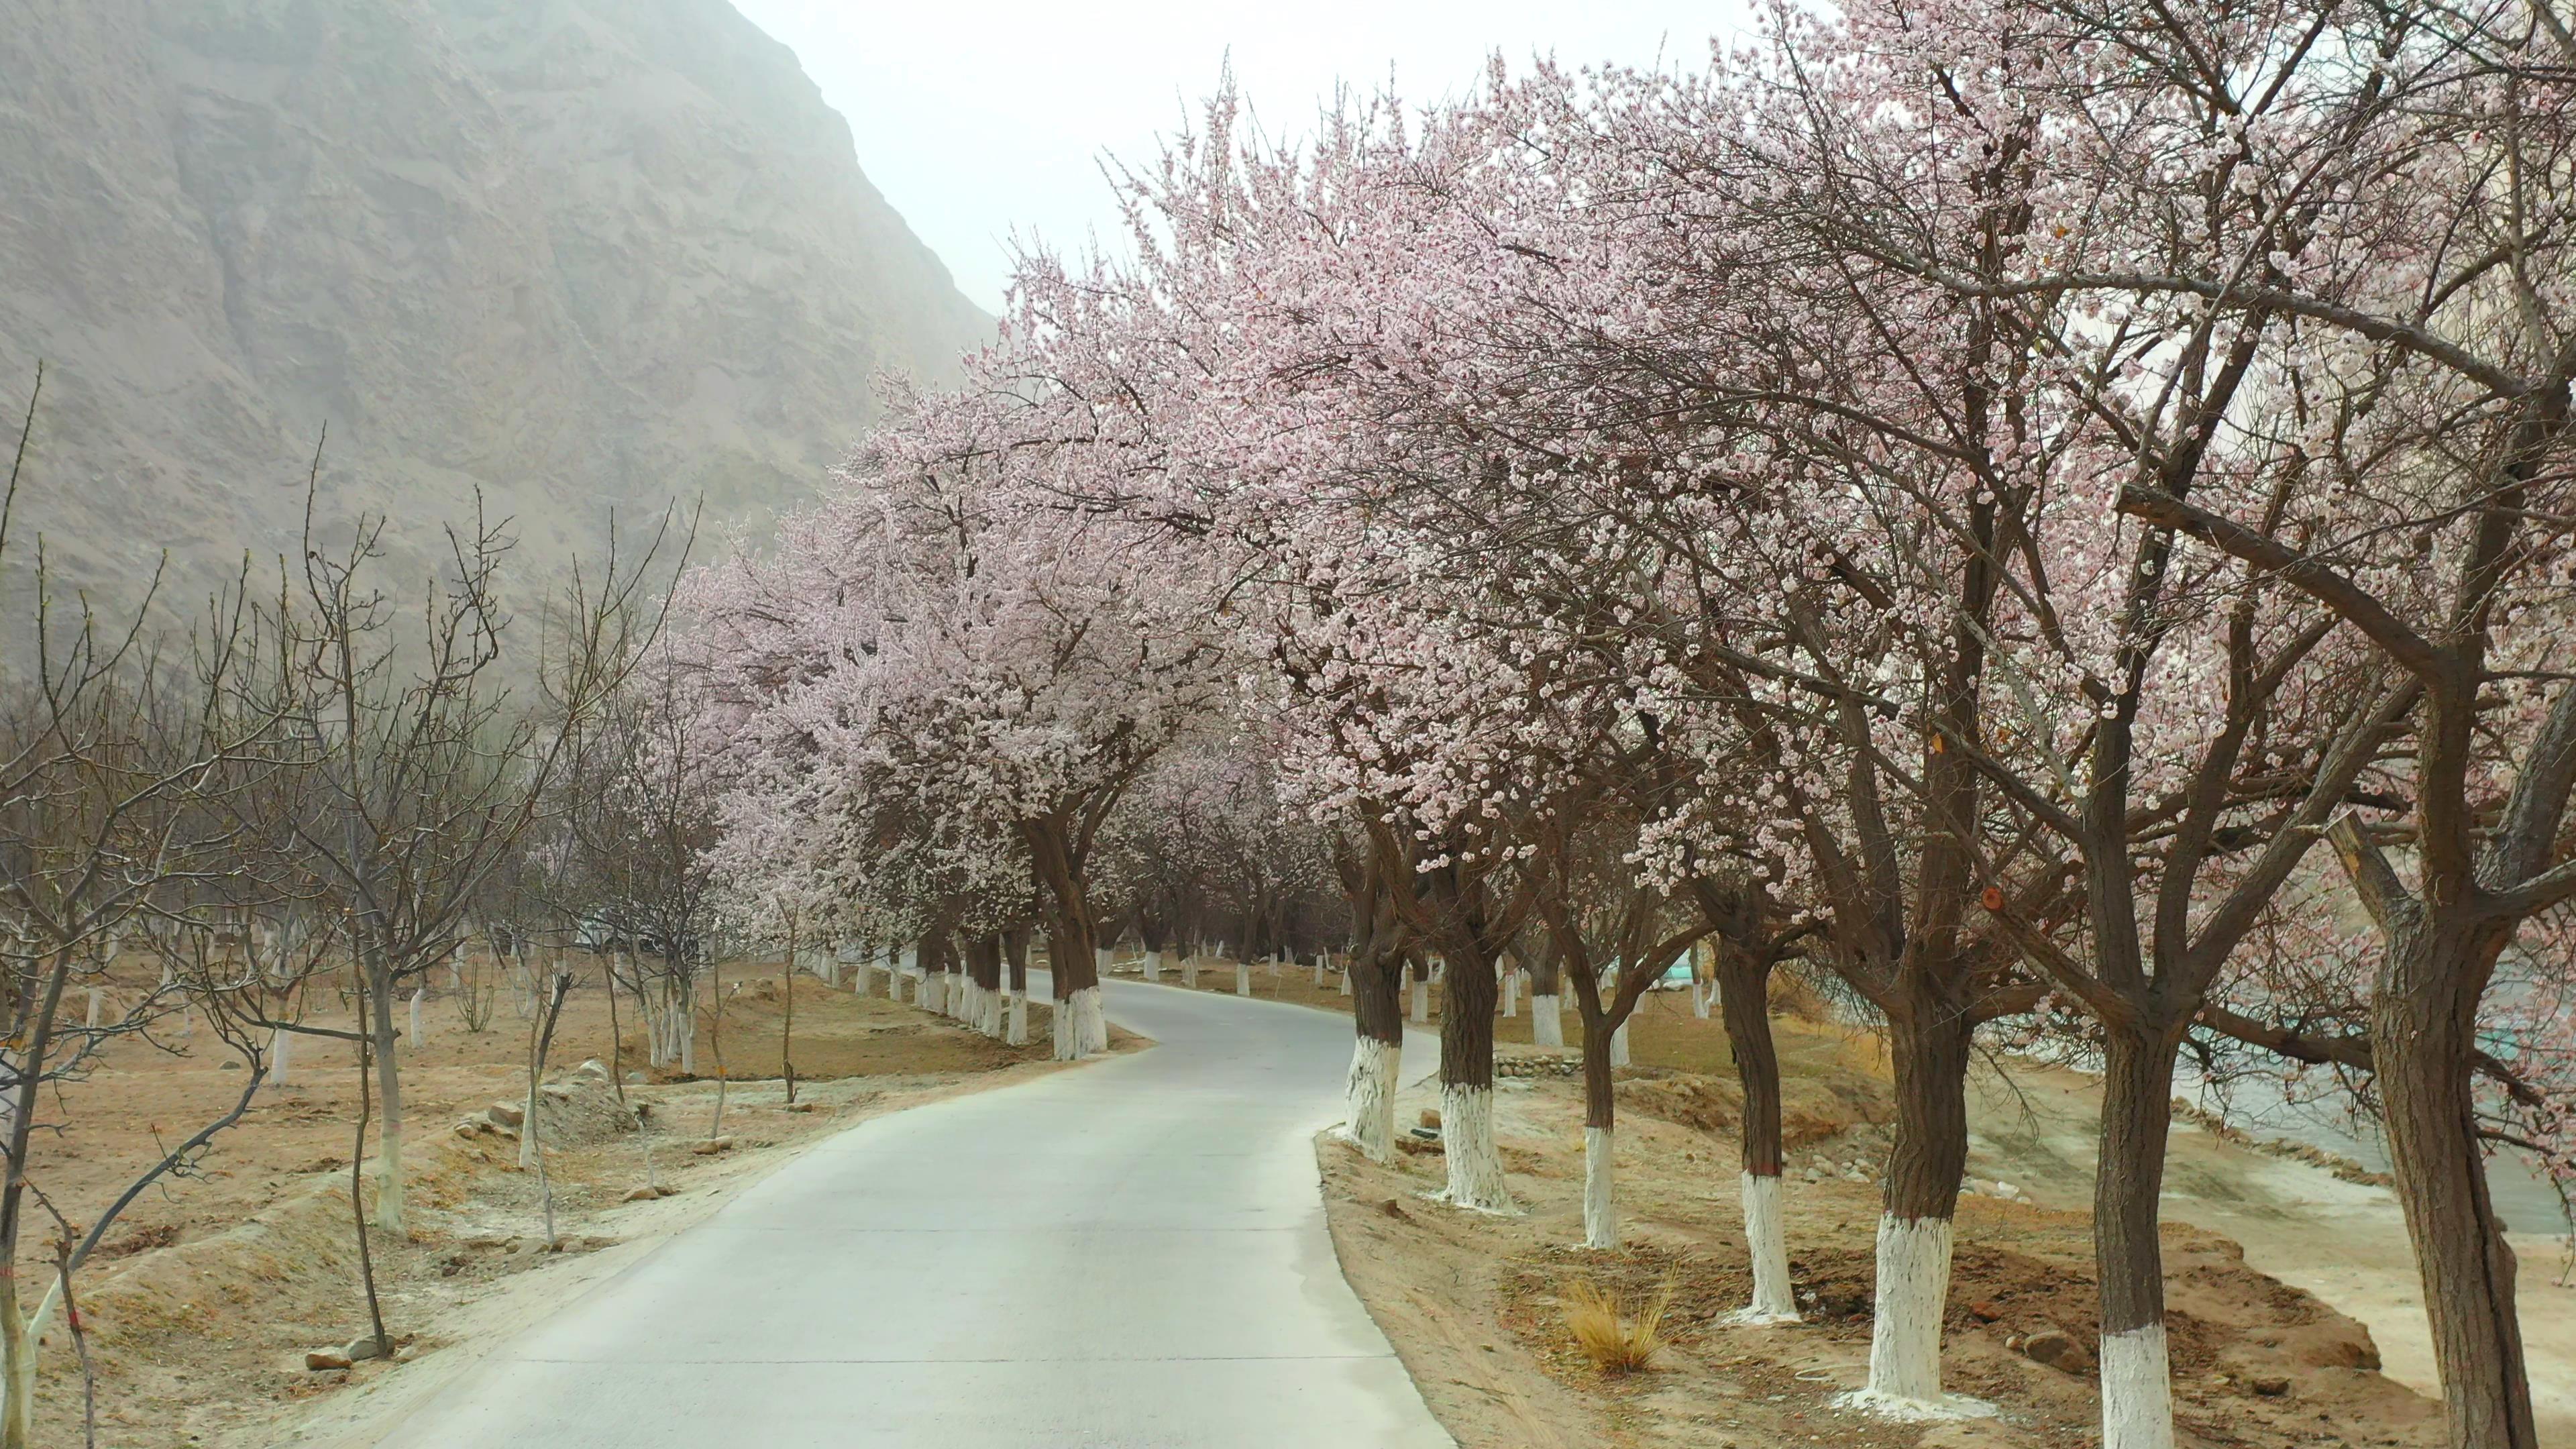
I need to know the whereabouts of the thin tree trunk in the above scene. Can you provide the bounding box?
[1578,1012,1617,1249]
[1715,947,1796,1322]
[352,1007,391,1359]
[366,958,406,1236]
[781,916,796,1106]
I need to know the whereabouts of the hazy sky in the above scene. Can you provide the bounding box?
[731,1,1752,314]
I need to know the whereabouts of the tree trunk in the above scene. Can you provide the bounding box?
[2096,1023,2182,1449]
[1436,938,1508,1212]
[1580,1018,1617,1249]
[1862,1000,1975,1411]
[1527,941,1564,1049]
[1003,929,1030,1046]
[1046,920,1106,1061]
[1344,940,1405,1163]
[1716,948,1796,1322]
[2375,920,2537,1449]
[368,960,407,1236]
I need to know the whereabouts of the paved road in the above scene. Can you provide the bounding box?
[378,976,1454,1448]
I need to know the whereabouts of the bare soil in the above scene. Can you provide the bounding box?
[19,952,1120,1448]
[1147,955,2576,1442]
[1311,1017,2442,1448]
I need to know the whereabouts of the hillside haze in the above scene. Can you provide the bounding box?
[0,0,989,599]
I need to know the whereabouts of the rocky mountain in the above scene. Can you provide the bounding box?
[0,0,990,602]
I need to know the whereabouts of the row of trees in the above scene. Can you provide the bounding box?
[668,3,2576,1448]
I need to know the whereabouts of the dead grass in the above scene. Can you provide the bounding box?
[1559,1273,1672,1375]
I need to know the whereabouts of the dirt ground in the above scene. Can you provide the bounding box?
[19,950,1124,1449]
[1134,956,2570,1447]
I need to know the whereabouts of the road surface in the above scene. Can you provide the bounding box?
[377,975,1454,1448]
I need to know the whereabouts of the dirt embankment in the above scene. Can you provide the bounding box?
[19,960,1118,1449]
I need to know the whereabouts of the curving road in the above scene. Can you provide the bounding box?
[376,975,1454,1448]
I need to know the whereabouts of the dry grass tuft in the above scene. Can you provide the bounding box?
[1560,1274,1673,1373]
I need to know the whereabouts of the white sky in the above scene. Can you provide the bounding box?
[731,0,1752,313]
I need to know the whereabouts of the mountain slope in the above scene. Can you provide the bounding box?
[0,0,989,597]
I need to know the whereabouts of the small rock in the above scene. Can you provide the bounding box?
[1966,1299,2002,1323]
[2021,1326,2086,1373]
[2251,1375,2290,1397]
[784,1101,819,1114]
[486,1103,525,1128]
[219,1060,242,1071]
[689,1137,733,1155]
[623,1185,661,1202]
[304,1350,352,1372]
[625,1071,645,1084]
[575,1059,609,1079]
[1418,1108,1442,1130]
[1381,1197,1410,1221]
[341,1336,387,1362]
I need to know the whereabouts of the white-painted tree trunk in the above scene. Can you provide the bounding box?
[1337,967,1350,996]
[1006,988,1028,1046]
[1729,1173,1802,1324]
[1532,995,1564,1047]
[2100,1324,2178,1449]
[1340,1036,1398,1162]
[1053,985,1107,1060]
[1435,1083,1512,1211]
[924,972,946,1015]
[519,1074,543,1169]
[268,1026,292,1086]
[84,988,101,1029]
[980,984,1005,1038]
[1582,1126,1617,1248]
[1503,971,1517,1017]
[1183,957,1199,988]
[1693,981,1711,1018]
[1144,949,1162,981]
[1835,1216,1992,1420]
[409,988,427,1050]
[1409,979,1428,1023]
[1234,963,1250,996]
[1609,1019,1631,1067]
[678,1004,697,1075]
